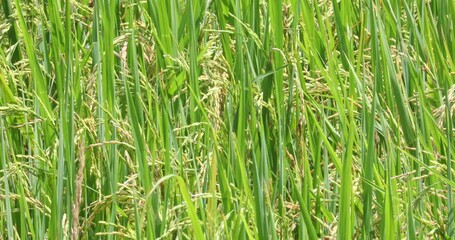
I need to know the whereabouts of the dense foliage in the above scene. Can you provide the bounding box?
[0,0,454,239]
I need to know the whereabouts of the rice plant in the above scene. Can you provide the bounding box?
[0,0,454,239]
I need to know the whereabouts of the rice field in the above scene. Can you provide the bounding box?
[0,0,454,239]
